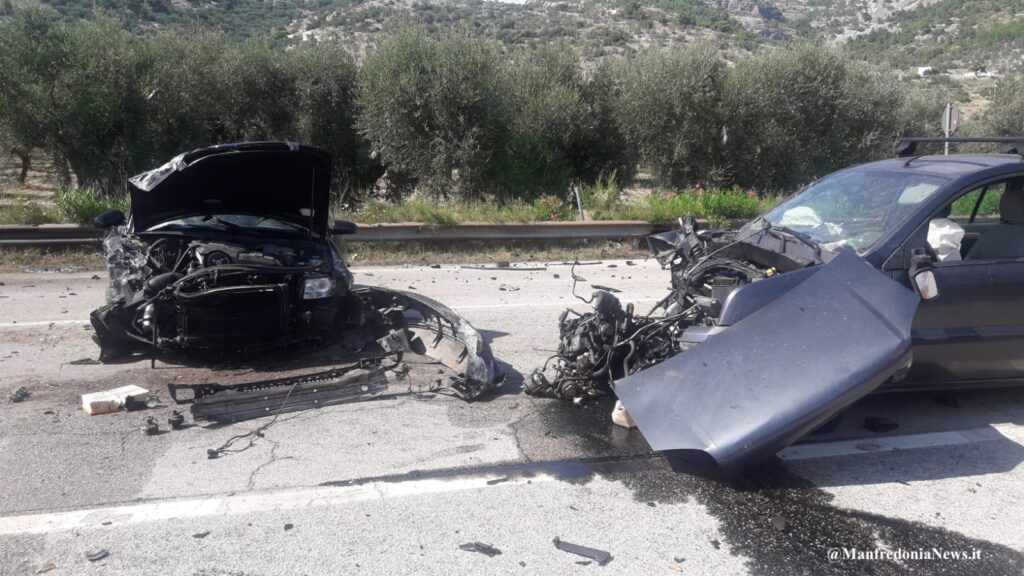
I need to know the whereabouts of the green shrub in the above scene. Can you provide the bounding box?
[608,187,775,224]
[608,44,724,188]
[54,186,129,225]
[0,201,61,225]
[721,44,904,191]
[532,195,574,221]
[976,76,1024,137]
[499,45,633,198]
[357,27,509,199]
[579,171,621,215]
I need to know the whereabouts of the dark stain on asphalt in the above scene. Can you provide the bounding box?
[511,396,651,463]
[612,458,1024,575]
[520,397,1024,576]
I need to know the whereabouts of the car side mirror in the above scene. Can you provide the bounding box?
[331,220,358,235]
[93,209,126,229]
[908,248,939,301]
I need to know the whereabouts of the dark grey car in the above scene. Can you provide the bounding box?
[536,137,1024,473]
[90,141,500,400]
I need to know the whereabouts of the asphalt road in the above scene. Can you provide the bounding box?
[1,259,1023,575]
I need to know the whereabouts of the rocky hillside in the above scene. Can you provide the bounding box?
[9,0,1024,70]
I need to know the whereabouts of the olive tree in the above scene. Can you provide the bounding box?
[721,44,904,191]
[357,27,509,199]
[608,44,725,188]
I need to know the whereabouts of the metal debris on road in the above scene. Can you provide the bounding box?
[499,284,520,292]
[85,548,109,562]
[552,537,612,565]
[458,542,502,557]
[590,284,621,293]
[168,410,185,429]
[192,531,210,539]
[169,356,395,423]
[8,386,29,403]
[284,523,294,531]
[124,394,160,411]
[485,477,509,485]
[141,416,159,435]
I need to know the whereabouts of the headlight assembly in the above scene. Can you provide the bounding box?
[302,276,335,300]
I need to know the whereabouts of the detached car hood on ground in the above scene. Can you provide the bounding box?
[129,142,332,236]
[612,250,920,473]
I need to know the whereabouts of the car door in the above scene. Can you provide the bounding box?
[613,251,919,474]
[908,177,1024,385]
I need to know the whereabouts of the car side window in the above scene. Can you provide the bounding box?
[938,177,1024,262]
[949,183,1004,223]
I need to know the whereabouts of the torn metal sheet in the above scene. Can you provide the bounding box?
[552,537,613,565]
[613,251,919,473]
[458,542,502,557]
[356,286,502,399]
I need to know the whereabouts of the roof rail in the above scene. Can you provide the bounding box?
[895,137,1024,158]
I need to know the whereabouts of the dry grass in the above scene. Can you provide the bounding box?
[348,239,648,266]
[0,246,105,273]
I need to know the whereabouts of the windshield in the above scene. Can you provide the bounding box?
[761,170,950,253]
[147,214,307,234]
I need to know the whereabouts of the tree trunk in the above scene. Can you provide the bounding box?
[10,148,30,184]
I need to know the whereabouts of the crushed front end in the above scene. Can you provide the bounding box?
[90,225,358,357]
[528,216,923,474]
[89,142,501,403]
[525,217,822,400]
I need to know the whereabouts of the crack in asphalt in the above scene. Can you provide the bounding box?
[246,438,281,491]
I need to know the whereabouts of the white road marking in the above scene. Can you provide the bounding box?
[0,473,557,536]
[0,425,1017,536]
[778,426,1010,461]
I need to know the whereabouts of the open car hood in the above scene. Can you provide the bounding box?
[128,142,332,236]
[613,250,919,474]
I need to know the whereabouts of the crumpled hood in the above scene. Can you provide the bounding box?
[612,250,920,474]
[129,142,332,236]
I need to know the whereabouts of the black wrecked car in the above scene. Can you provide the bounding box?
[91,142,499,401]
[528,136,1024,473]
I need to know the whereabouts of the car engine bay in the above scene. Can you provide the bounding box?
[524,217,828,400]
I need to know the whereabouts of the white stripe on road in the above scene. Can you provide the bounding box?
[777,427,1008,461]
[0,473,557,536]
[0,425,1016,536]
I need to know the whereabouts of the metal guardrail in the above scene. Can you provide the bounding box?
[350,221,659,242]
[0,224,104,246]
[0,221,677,248]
